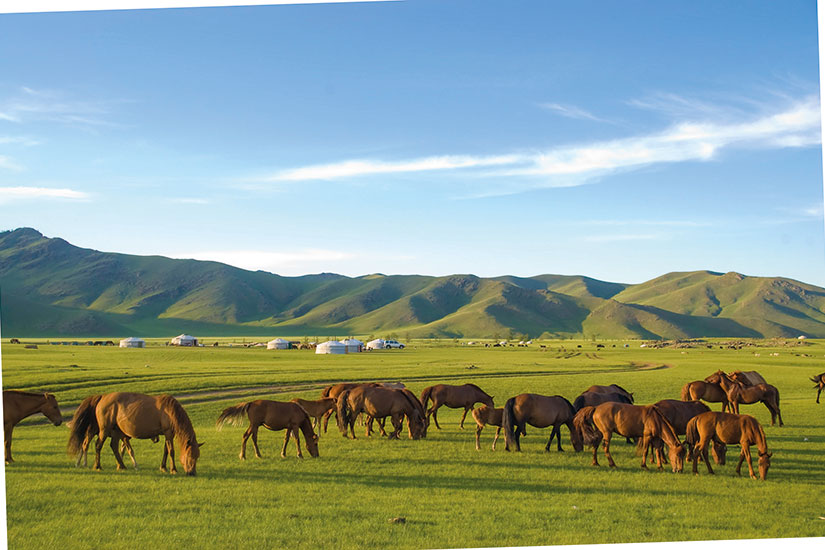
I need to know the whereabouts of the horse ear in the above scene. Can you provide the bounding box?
[198,442,205,448]
[767,452,772,458]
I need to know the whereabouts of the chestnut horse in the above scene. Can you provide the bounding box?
[502,394,583,453]
[684,411,771,480]
[681,378,729,412]
[291,397,336,435]
[471,405,503,451]
[336,386,425,440]
[651,399,726,465]
[706,371,783,426]
[68,392,202,475]
[216,399,319,459]
[811,373,824,404]
[584,384,634,403]
[420,383,494,429]
[3,390,63,464]
[574,402,685,471]
[68,394,151,468]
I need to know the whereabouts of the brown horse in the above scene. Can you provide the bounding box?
[811,373,825,404]
[706,371,783,426]
[420,383,494,429]
[681,379,730,412]
[584,384,634,403]
[574,402,685,471]
[3,390,63,464]
[684,411,771,480]
[471,405,503,451]
[291,397,336,435]
[68,394,151,468]
[68,392,202,475]
[502,394,583,453]
[216,399,319,459]
[336,386,425,440]
[651,399,726,465]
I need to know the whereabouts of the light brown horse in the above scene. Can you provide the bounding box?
[584,384,634,403]
[420,383,494,429]
[217,399,319,459]
[68,394,152,468]
[501,394,583,453]
[684,411,771,480]
[67,392,202,475]
[681,379,730,412]
[336,386,425,440]
[291,397,336,435]
[574,402,685,471]
[3,390,63,464]
[706,371,783,426]
[471,405,503,451]
[811,373,825,404]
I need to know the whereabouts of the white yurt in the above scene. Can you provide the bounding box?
[366,338,385,350]
[170,334,198,346]
[267,338,291,350]
[341,338,363,353]
[315,340,347,354]
[119,337,146,348]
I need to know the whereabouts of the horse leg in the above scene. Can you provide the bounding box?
[166,437,178,474]
[817,386,822,404]
[110,435,127,471]
[603,433,617,468]
[122,438,138,469]
[250,425,263,458]
[94,432,107,471]
[4,424,13,464]
[281,429,291,458]
[459,407,470,430]
[492,426,501,451]
[293,428,304,458]
[390,414,403,439]
[640,434,650,470]
[545,426,556,452]
[240,425,253,460]
[590,440,600,466]
[431,404,442,430]
[475,425,483,451]
[699,436,714,475]
[322,409,334,433]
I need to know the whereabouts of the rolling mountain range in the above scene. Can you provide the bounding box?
[2,227,825,339]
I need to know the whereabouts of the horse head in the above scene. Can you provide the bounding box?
[306,433,320,458]
[712,440,727,465]
[181,439,203,476]
[757,450,771,480]
[43,393,63,426]
[668,442,686,473]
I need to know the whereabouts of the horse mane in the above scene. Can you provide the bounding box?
[465,383,488,395]
[648,405,680,444]
[397,388,423,419]
[5,389,52,398]
[610,384,631,396]
[158,395,196,444]
[557,395,576,417]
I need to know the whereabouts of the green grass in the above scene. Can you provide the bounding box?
[3,338,825,549]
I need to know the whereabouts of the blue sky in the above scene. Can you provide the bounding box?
[1,0,823,285]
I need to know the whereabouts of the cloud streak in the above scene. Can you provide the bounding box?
[258,94,821,195]
[539,102,608,122]
[0,186,91,203]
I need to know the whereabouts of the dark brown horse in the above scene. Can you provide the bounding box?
[502,394,583,453]
[216,399,319,459]
[291,397,336,435]
[729,370,767,387]
[471,405,503,451]
[706,371,783,426]
[574,402,685,471]
[68,392,202,475]
[684,411,771,480]
[811,373,825,404]
[419,383,494,429]
[681,378,730,412]
[584,384,634,403]
[336,386,426,440]
[3,390,63,464]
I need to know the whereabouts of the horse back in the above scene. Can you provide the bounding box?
[96,392,167,439]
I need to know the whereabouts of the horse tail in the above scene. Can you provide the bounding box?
[215,402,251,429]
[336,390,351,435]
[502,397,518,450]
[419,386,433,410]
[684,417,699,459]
[67,395,102,457]
[573,406,601,447]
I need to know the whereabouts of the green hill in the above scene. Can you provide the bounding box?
[1,228,824,339]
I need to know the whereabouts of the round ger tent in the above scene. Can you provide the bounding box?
[267,338,291,350]
[119,337,146,348]
[316,341,347,355]
[366,338,385,350]
[341,338,363,353]
[170,334,198,347]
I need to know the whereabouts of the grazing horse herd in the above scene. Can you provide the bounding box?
[3,369,823,482]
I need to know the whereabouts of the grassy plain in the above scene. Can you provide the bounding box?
[2,338,825,549]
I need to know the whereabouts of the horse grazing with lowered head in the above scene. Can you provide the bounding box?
[217,399,318,459]
[336,386,426,440]
[650,399,726,465]
[583,384,634,403]
[574,402,685,471]
[684,411,771,480]
[3,390,63,464]
[502,394,582,453]
[811,373,825,404]
[471,405,504,451]
[705,371,783,426]
[420,383,494,430]
[291,397,336,435]
[68,392,202,475]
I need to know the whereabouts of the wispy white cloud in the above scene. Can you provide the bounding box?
[255,94,821,195]
[0,186,91,203]
[0,86,122,128]
[0,155,24,171]
[582,234,664,243]
[539,102,608,122]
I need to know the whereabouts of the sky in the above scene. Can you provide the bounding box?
[1,0,824,286]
